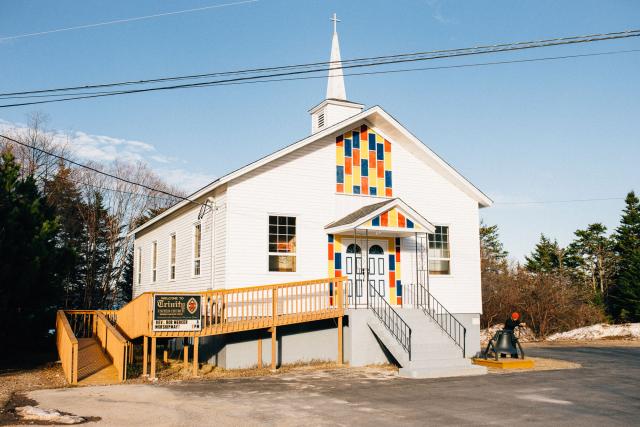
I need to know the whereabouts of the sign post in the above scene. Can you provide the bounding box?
[153,295,202,332]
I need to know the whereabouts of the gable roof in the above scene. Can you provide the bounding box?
[325,198,435,235]
[325,200,391,229]
[130,105,492,236]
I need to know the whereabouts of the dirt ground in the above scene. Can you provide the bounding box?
[2,340,638,425]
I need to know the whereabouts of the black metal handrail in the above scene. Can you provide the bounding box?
[367,284,412,360]
[413,282,466,357]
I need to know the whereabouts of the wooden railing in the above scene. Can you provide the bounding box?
[55,310,78,384]
[150,277,347,338]
[110,293,152,340]
[95,312,129,381]
[56,277,347,383]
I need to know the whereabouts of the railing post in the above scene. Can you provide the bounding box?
[72,342,78,384]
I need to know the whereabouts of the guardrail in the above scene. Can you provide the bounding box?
[95,312,128,382]
[367,284,412,360]
[407,282,466,357]
[55,310,78,384]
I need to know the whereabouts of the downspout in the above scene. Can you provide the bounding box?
[208,196,216,291]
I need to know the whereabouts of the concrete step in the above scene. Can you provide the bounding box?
[366,307,486,379]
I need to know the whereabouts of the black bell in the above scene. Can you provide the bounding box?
[494,331,517,355]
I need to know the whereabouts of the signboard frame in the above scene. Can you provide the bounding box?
[152,294,202,332]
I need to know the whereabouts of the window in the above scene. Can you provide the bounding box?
[318,112,325,128]
[268,216,296,272]
[193,223,201,276]
[151,241,158,282]
[136,247,142,285]
[428,225,450,275]
[169,234,176,280]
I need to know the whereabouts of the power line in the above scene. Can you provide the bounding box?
[0,133,202,206]
[2,45,638,109]
[4,28,637,97]
[1,29,638,106]
[5,48,639,101]
[0,0,259,42]
[495,197,626,206]
[65,175,180,202]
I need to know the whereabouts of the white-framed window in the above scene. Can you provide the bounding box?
[169,233,176,280]
[268,215,296,272]
[428,225,451,275]
[136,247,142,285]
[193,223,202,276]
[151,241,157,283]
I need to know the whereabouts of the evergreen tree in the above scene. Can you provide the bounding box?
[525,234,566,273]
[609,191,640,321]
[78,192,114,309]
[566,223,616,303]
[480,221,508,273]
[0,152,74,346]
[44,164,84,308]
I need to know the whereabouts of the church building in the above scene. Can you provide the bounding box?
[129,16,492,378]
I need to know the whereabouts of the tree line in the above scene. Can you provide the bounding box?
[481,191,640,336]
[0,114,180,347]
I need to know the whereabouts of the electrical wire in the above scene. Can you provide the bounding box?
[4,48,639,101]
[1,29,638,106]
[0,133,203,206]
[494,197,625,206]
[0,0,259,42]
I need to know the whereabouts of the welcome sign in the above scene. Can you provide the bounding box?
[153,295,202,332]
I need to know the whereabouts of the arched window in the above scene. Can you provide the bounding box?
[346,244,362,254]
[369,244,384,255]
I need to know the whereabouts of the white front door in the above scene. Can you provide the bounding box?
[344,240,388,307]
[367,243,388,303]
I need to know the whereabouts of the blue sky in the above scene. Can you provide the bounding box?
[1,0,639,260]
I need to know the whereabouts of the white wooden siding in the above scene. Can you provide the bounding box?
[132,185,227,297]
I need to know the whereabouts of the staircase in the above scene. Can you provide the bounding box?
[366,285,486,379]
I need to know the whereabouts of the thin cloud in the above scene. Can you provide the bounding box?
[0,118,215,192]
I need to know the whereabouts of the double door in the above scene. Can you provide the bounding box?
[344,240,388,307]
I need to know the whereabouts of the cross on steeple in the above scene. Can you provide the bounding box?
[330,13,340,34]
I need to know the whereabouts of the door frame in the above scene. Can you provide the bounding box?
[342,238,389,307]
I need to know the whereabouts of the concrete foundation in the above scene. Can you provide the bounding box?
[174,310,480,370]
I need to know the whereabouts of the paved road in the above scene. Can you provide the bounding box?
[26,346,640,426]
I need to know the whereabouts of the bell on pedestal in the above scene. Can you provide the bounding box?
[483,330,525,360]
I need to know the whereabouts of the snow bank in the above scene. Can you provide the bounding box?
[15,406,85,424]
[546,323,640,341]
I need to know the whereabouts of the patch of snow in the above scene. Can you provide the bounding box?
[15,406,85,424]
[546,323,640,341]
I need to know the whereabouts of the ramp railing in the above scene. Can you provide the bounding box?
[55,310,78,384]
[95,312,129,381]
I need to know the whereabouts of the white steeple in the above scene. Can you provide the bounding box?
[309,13,364,134]
[326,13,347,100]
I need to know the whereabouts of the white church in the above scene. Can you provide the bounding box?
[130,16,492,378]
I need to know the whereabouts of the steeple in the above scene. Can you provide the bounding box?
[326,13,346,100]
[309,13,364,134]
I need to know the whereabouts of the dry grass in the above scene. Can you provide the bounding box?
[126,359,398,384]
[0,362,67,411]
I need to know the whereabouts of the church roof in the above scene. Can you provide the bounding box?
[129,105,493,236]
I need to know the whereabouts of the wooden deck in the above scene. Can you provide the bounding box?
[57,277,347,384]
[77,338,120,385]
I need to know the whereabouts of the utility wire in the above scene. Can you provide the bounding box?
[1,29,638,105]
[0,0,259,42]
[0,133,202,206]
[7,48,637,100]
[3,28,638,97]
[495,197,625,205]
